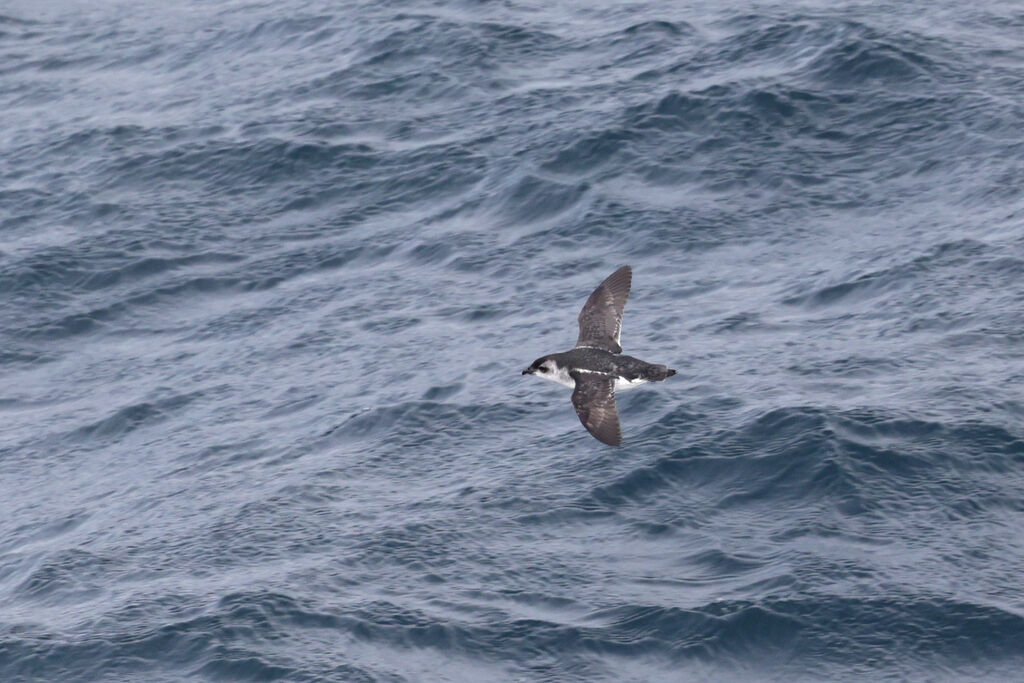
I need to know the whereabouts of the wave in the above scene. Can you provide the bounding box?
[2,2,1023,681]
[518,405,1024,531]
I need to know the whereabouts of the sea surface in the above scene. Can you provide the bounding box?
[2,0,1023,680]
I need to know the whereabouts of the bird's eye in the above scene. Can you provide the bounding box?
[538,366,549,373]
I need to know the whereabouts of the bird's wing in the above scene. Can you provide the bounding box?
[570,371,622,446]
[576,265,631,354]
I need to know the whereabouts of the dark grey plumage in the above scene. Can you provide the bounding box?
[570,371,621,447]
[537,348,676,382]
[577,265,631,353]
[522,265,676,446]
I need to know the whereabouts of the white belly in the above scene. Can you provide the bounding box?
[536,367,648,392]
[614,377,649,391]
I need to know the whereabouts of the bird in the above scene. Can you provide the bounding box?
[522,265,675,446]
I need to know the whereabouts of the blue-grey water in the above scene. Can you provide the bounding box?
[2,0,1023,680]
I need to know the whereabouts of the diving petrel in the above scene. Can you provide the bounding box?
[522,265,676,446]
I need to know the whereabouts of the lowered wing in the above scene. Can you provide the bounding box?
[570,371,622,446]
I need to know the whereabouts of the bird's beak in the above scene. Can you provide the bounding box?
[522,368,533,375]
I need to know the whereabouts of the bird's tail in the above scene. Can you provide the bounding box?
[652,365,676,381]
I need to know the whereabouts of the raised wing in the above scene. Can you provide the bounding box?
[570,371,622,446]
[576,265,631,354]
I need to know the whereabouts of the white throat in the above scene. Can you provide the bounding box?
[537,363,575,389]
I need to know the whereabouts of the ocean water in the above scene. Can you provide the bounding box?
[2,0,1023,680]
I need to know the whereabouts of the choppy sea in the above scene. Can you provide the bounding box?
[2,0,1023,680]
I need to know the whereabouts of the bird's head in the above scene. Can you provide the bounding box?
[522,356,554,376]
